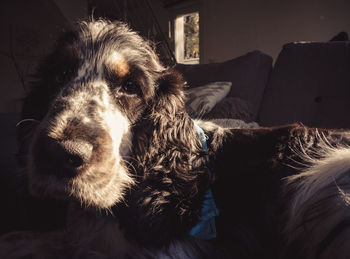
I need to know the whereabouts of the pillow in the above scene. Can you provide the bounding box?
[185,82,231,118]
[175,50,273,120]
[203,97,254,122]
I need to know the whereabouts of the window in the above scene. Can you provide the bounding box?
[174,12,199,64]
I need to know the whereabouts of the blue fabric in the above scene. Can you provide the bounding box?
[190,121,219,240]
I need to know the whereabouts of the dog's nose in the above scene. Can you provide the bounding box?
[38,137,93,178]
[60,140,93,168]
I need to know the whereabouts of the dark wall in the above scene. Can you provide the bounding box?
[0,0,86,113]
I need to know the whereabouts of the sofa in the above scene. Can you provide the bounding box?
[1,40,350,235]
[176,41,350,129]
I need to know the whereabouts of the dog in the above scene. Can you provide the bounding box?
[1,19,350,258]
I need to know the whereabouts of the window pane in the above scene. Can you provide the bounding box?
[183,13,199,61]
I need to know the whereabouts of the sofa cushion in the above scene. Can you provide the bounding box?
[185,81,231,118]
[203,97,254,122]
[258,42,350,129]
[175,50,273,120]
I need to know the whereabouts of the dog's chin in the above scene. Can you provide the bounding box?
[28,174,68,199]
[28,164,134,209]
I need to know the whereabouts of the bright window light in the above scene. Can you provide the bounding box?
[174,12,199,64]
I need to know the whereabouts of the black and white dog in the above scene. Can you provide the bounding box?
[1,19,350,259]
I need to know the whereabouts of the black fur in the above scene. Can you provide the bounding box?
[6,19,350,259]
[116,71,210,245]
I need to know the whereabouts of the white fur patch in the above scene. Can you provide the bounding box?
[83,19,110,40]
[285,130,350,212]
[284,135,350,257]
[286,146,350,219]
[108,52,124,66]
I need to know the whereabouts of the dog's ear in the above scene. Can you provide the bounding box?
[152,69,187,115]
[121,68,209,245]
[157,68,186,96]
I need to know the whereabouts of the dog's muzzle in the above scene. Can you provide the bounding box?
[20,83,134,208]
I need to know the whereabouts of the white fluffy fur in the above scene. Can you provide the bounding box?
[284,133,350,258]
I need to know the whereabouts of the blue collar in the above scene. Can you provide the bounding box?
[190,121,219,240]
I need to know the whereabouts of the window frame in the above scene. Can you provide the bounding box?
[174,11,200,64]
[166,2,202,64]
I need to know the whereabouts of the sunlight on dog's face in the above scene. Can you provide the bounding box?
[25,20,165,209]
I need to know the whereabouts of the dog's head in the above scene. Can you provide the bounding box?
[18,19,187,209]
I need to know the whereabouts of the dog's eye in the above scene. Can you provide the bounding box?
[121,80,140,95]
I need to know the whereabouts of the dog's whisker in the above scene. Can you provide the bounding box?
[121,159,139,178]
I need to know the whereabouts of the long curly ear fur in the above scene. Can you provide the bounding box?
[116,69,211,246]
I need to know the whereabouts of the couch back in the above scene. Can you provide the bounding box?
[175,50,273,121]
[258,41,350,129]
